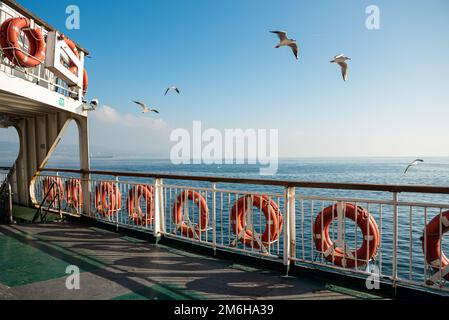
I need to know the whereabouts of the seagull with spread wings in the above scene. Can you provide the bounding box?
[404,159,424,175]
[132,100,159,114]
[270,31,299,60]
[330,54,351,81]
[165,86,180,96]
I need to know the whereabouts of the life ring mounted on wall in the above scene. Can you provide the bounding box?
[60,34,88,94]
[0,18,88,94]
[0,17,45,68]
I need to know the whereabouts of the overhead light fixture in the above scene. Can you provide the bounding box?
[0,115,16,128]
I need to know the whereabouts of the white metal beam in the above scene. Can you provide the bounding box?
[0,72,86,116]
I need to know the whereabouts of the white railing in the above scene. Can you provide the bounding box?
[0,166,12,223]
[291,195,449,290]
[31,168,449,295]
[0,1,85,98]
[0,167,8,185]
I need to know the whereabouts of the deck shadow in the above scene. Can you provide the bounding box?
[0,222,354,300]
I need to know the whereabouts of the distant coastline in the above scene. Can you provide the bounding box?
[90,154,114,159]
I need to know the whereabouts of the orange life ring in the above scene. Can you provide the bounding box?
[42,176,64,205]
[313,203,380,268]
[62,37,77,73]
[0,18,14,62]
[65,178,83,209]
[83,69,88,93]
[0,17,45,68]
[127,185,154,226]
[95,182,121,217]
[62,35,88,93]
[173,190,209,238]
[422,210,449,281]
[230,195,283,249]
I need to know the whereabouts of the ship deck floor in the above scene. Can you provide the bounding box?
[0,221,382,300]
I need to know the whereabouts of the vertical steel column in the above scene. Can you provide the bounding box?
[153,178,165,240]
[8,183,13,224]
[115,176,119,230]
[392,192,398,288]
[15,121,29,205]
[283,186,296,274]
[212,183,217,255]
[289,187,296,264]
[73,116,91,217]
[16,112,71,207]
[56,171,62,218]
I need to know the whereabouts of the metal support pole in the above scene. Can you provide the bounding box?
[288,187,296,265]
[8,183,13,224]
[283,186,296,275]
[76,117,91,217]
[212,183,217,255]
[153,178,165,241]
[392,192,398,288]
[56,172,62,220]
[115,176,119,231]
[81,171,91,217]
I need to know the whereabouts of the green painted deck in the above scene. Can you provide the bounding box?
[12,205,60,223]
[0,222,381,300]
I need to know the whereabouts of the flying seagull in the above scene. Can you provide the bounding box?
[404,159,424,175]
[132,100,159,114]
[330,54,351,81]
[270,31,299,60]
[165,86,180,96]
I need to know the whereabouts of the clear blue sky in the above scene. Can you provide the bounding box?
[3,0,449,157]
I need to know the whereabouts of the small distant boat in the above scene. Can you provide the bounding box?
[90,153,114,159]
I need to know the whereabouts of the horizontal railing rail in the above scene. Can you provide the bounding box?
[40,168,449,194]
[31,168,449,296]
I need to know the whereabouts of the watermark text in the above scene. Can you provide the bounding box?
[170,121,279,176]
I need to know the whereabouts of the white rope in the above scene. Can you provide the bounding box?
[442,216,449,228]
[0,45,44,65]
[0,51,30,74]
[4,17,43,42]
[428,263,449,285]
[336,202,346,247]
[21,27,44,41]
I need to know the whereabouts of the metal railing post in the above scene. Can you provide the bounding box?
[115,176,119,230]
[8,183,13,224]
[57,172,62,219]
[81,170,91,217]
[289,187,296,265]
[392,192,398,288]
[283,186,296,275]
[212,183,217,255]
[153,178,165,240]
